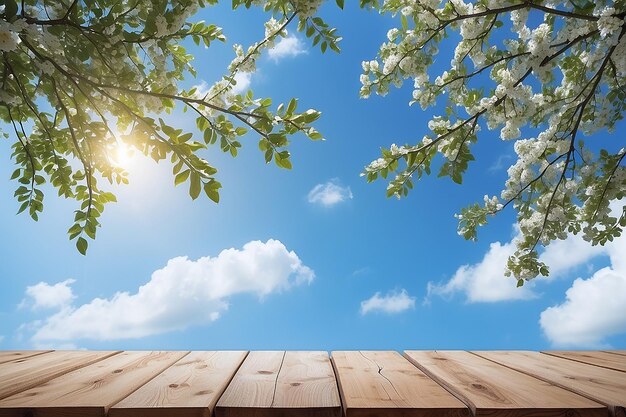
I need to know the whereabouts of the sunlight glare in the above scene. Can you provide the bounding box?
[111,141,136,169]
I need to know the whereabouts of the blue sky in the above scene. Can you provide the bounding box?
[1,2,625,351]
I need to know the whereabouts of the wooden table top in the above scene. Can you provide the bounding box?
[0,350,623,417]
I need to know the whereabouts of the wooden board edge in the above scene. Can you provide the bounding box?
[103,351,192,414]
[214,405,342,417]
[329,351,350,417]
[0,405,105,417]
[0,351,55,365]
[108,406,211,417]
[402,351,478,416]
[0,350,123,401]
[602,351,626,357]
[470,351,615,412]
[205,350,250,413]
[108,351,249,416]
[540,351,626,373]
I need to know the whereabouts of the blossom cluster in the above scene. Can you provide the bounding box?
[293,0,324,19]
[361,0,626,280]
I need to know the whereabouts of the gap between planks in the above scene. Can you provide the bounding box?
[541,351,626,373]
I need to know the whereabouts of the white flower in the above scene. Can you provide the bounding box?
[294,0,323,19]
[387,28,399,41]
[597,7,623,39]
[0,21,21,52]
[264,17,285,40]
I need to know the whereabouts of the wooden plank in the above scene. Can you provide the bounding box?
[542,351,626,372]
[0,350,119,400]
[331,351,469,417]
[604,351,626,357]
[0,351,53,365]
[405,350,606,417]
[215,350,283,412]
[473,351,626,417]
[109,351,247,417]
[0,350,188,417]
[273,351,341,412]
[215,351,341,417]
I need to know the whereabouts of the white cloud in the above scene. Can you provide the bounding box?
[427,225,614,303]
[307,180,353,207]
[231,72,252,95]
[539,233,605,277]
[488,153,512,172]
[268,35,307,62]
[427,238,537,303]
[425,199,626,347]
[192,72,252,98]
[360,289,415,315]
[540,232,626,348]
[21,279,76,310]
[28,240,314,342]
[191,80,209,96]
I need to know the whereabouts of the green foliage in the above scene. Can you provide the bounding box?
[1,0,329,254]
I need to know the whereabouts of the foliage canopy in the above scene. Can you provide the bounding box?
[1,0,625,284]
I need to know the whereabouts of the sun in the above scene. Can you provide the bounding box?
[111,141,136,169]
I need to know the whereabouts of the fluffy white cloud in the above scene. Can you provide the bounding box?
[307,180,353,207]
[21,279,76,310]
[427,226,613,303]
[268,35,306,61]
[192,73,252,98]
[29,240,314,342]
[231,72,252,95]
[540,233,626,347]
[427,239,536,303]
[360,289,415,315]
[539,233,606,277]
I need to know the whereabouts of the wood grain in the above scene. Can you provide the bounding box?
[0,351,53,365]
[109,351,247,417]
[473,350,626,417]
[332,351,469,417]
[0,350,119,400]
[542,351,626,372]
[216,351,341,417]
[405,350,607,417]
[604,351,626,357]
[0,351,188,417]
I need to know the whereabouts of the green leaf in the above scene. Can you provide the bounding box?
[204,182,220,203]
[76,237,88,255]
[189,172,201,200]
[287,98,297,114]
[16,201,28,214]
[178,132,193,143]
[335,0,344,8]
[175,169,190,186]
[4,0,18,18]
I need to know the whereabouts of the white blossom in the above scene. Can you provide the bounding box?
[0,20,20,52]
